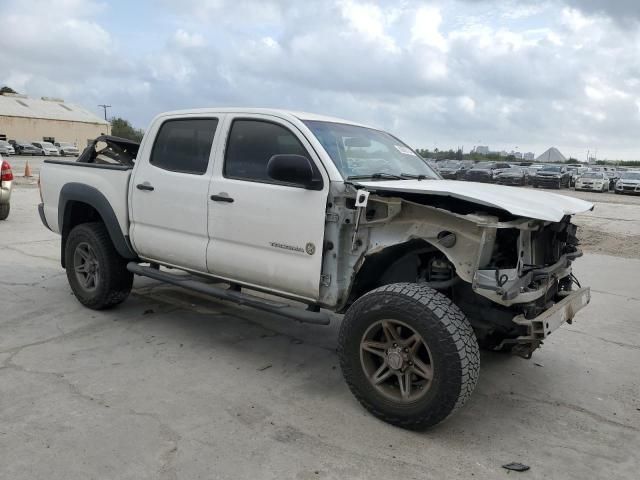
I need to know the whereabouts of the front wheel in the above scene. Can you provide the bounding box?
[338,283,480,430]
[65,222,133,310]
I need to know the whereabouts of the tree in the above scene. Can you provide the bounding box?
[110,117,144,142]
[0,86,17,95]
[455,149,463,160]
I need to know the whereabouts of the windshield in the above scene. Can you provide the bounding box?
[59,142,73,147]
[621,172,640,180]
[541,165,562,172]
[439,161,460,168]
[580,173,603,179]
[303,121,438,180]
[472,162,495,170]
[0,141,8,146]
[41,142,54,148]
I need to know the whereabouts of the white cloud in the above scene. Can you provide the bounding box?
[411,6,447,52]
[173,29,205,48]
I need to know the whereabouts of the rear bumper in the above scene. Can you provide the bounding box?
[501,287,591,357]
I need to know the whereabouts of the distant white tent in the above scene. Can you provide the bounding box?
[536,147,567,163]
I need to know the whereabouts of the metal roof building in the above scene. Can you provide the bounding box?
[0,93,110,148]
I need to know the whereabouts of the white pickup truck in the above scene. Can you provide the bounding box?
[38,108,593,429]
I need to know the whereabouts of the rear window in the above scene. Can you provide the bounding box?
[150,118,218,175]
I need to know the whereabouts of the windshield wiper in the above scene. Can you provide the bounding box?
[347,172,406,180]
[400,173,432,180]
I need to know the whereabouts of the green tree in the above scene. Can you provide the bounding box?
[111,117,144,142]
[0,86,17,95]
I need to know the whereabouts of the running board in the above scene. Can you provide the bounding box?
[127,263,331,325]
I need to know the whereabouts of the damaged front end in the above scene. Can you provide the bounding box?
[321,182,592,358]
[468,216,590,357]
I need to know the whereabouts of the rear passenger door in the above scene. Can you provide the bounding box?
[129,116,221,272]
[206,114,329,301]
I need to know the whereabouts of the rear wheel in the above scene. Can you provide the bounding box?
[65,222,133,310]
[0,203,9,220]
[338,283,480,430]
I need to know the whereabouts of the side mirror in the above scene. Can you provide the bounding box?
[267,154,322,190]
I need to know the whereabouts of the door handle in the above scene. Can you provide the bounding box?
[136,183,154,191]
[210,194,234,203]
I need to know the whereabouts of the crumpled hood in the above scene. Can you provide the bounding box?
[356,179,594,222]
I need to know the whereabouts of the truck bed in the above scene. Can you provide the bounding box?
[40,160,133,236]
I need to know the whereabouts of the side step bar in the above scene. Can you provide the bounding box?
[127,263,331,325]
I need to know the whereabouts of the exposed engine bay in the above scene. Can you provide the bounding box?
[319,182,592,358]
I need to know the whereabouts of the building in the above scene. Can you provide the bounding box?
[523,152,535,161]
[0,93,110,147]
[536,147,567,163]
[474,146,490,155]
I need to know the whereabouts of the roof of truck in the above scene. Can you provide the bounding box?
[158,108,372,128]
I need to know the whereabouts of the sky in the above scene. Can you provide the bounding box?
[2,0,640,160]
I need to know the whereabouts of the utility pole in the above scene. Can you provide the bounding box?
[98,104,112,121]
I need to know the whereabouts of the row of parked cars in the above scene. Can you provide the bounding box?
[0,139,80,156]
[433,160,640,194]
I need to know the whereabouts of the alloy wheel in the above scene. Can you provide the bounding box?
[73,242,100,291]
[360,319,434,402]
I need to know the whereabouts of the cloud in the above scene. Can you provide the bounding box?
[1,0,640,159]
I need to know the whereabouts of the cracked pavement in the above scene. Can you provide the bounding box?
[1,186,639,479]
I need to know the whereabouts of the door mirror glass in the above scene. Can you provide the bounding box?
[267,154,321,189]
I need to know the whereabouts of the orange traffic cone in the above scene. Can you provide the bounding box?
[24,160,32,177]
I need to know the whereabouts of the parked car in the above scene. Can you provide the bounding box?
[0,155,13,220]
[614,171,640,195]
[13,141,40,155]
[604,170,619,189]
[574,171,610,192]
[495,166,528,186]
[32,141,60,156]
[0,140,15,155]
[54,142,80,156]
[38,109,592,430]
[463,161,511,182]
[567,166,588,187]
[436,160,471,179]
[531,165,571,188]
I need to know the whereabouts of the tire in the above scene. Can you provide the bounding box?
[338,283,480,430]
[65,222,133,310]
[0,203,9,220]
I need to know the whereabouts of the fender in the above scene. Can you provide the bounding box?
[58,183,137,267]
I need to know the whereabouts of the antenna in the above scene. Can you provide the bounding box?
[98,104,112,121]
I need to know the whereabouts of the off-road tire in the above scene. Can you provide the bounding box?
[338,283,480,430]
[0,203,9,220]
[65,222,133,310]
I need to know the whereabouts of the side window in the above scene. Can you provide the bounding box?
[224,119,310,183]
[150,118,218,175]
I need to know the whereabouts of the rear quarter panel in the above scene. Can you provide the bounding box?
[40,162,132,234]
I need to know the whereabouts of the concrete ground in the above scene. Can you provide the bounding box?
[1,185,639,479]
